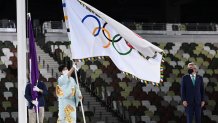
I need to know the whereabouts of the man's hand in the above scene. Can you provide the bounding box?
[33,86,41,92]
[201,101,205,108]
[32,100,38,106]
[183,101,188,107]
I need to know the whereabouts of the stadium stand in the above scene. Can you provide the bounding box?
[1,21,218,123]
[39,40,218,123]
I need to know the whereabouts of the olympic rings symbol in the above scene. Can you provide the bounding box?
[82,15,158,59]
[82,15,134,55]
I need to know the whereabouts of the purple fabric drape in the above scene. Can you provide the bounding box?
[28,17,39,107]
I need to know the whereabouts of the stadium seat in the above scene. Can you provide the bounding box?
[148,105,157,113]
[3,91,12,100]
[204,110,212,118]
[5,82,14,91]
[0,112,10,121]
[90,65,98,72]
[211,115,218,123]
[44,112,53,121]
[141,116,150,122]
[48,117,57,123]
[172,96,181,103]
[11,112,18,121]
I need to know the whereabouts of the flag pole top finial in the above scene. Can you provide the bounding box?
[27,13,31,19]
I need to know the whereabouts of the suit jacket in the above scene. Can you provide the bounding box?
[181,74,205,105]
[24,81,48,109]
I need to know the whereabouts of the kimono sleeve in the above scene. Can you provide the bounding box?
[57,75,72,98]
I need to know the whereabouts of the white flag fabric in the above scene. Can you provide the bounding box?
[63,0,164,83]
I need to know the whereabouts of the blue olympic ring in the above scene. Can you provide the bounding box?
[82,15,101,36]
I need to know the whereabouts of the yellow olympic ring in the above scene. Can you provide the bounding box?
[93,27,111,48]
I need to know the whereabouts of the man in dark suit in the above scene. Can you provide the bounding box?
[181,62,205,123]
[25,80,48,123]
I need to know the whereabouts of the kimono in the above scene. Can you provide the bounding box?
[56,74,82,123]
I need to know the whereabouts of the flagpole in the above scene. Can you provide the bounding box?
[17,0,27,122]
[74,66,86,123]
[36,98,40,123]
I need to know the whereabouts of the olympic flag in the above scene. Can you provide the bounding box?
[63,0,164,83]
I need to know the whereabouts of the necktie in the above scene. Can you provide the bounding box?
[191,75,195,85]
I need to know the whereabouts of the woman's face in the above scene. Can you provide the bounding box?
[62,67,69,75]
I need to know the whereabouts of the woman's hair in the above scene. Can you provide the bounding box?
[58,64,66,72]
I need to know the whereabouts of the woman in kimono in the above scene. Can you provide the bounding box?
[56,64,82,123]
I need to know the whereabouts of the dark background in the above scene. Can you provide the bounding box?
[0,0,218,23]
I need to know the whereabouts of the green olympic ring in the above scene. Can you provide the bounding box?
[112,34,133,55]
